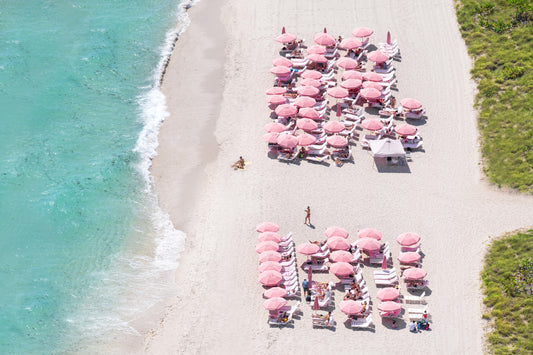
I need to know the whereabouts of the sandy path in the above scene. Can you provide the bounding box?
[148,0,533,353]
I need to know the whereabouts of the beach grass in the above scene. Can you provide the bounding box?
[481,230,533,354]
[455,0,533,192]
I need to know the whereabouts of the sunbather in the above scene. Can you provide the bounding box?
[231,156,245,169]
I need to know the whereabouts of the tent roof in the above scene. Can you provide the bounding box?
[369,138,406,157]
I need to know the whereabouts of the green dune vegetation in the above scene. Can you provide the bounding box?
[481,231,533,354]
[455,0,533,191]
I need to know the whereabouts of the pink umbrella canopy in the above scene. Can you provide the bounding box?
[352,27,374,38]
[300,78,322,88]
[301,70,323,80]
[308,53,328,63]
[356,237,381,251]
[342,70,364,81]
[314,30,336,46]
[256,241,279,254]
[258,261,282,273]
[297,85,320,97]
[362,81,383,91]
[270,66,291,76]
[325,226,349,239]
[277,134,298,149]
[258,270,283,286]
[272,57,293,67]
[361,118,384,131]
[258,251,282,263]
[341,79,362,90]
[327,236,351,251]
[336,57,358,70]
[360,88,382,101]
[275,104,298,117]
[400,98,423,110]
[296,118,318,131]
[266,95,288,105]
[330,250,355,263]
[377,301,401,312]
[324,121,346,134]
[327,135,348,148]
[330,262,355,277]
[299,107,322,120]
[339,300,364,315]
[266,86,287,95]
[327,87,349,99]
[362,72,383,82]
[264,287,287,299]
[307,45,327,55]
[296,242,320,255]
[358,228,383,240]
[256,222,279,233]
[263,296,287,310]
[297,133,317,146]
[294,96,317,108]
[276,27,297,43]
[262,132,280,144]
[367,50,390,64]
[403,268,428,280]
[396,232,421,246]
[376,287,401,301]
[264,122,288,133]
[395,124,417,136]
[339,37,363,50]
[398,252,421,264]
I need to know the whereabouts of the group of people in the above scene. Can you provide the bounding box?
[344,283,365,301]
[409,312,430,332]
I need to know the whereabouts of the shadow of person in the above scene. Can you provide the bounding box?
[308,224,316,229]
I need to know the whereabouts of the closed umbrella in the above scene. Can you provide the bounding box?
[258,270,283,286]
[398,252,421,264]
[264,287,287,299]
[358,228,383,240]
[256,222,279,233]
[327,135,348,148]
[381,255,388,270]
[403,268,427,280]
[312,295,320,310]
[263,297,287,310]
[396,232,421,246]
[376,288,400,301]
[324,226,349,239]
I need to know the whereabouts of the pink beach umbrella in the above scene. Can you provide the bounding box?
[262,132,280,144]
[361,119,384,132]
[308,261,313,285]
[296,242,320,255]
[362,72,383,82]
[297,133,317,146]
[276,134,298,149]
[275,104,298,117]
[400,98,423,110]
[299,107,322,120]
[256,241,279,254]
[308,53,328,63]
[330,250,355,263]
[327,87,349,99]
[296,118,318,131]
[340,300,364,315]
[263,297,287,310]
[342,70,363,81]
[327,236,351,251]
[258,270,283,286]
[258,251,282,263]
[397,232,421,247]
[381,255,388,270]
[264,287,287,299]
[352,27,374,38]
[339,37,363,50]
[307,45,327,55]
[257,232,281,243]
[398,252,421,264]
[325,226,349,239]
[297,86,320,97]
[358,228,383,240]
[403,268,428,280]
[377,301,401,313]
[301,70,323,80]
[314,28,336,46]
[360,88,382,101]
[266,95,287,105]
[341,79,362,90]
[387,31,392,45]
[294,96,316,108]
[276,27,297,43]
[336,104,342,117]
[272,57,293,67]
[367,50,390,64]
[312,295,320,311]
[362,81,383,91]
[356,237,381,251]
[327,135,348,148]
[324,121,346,134]
[270,66,291,76]
[266,87,287,95]
[264,122,288,133]
[330,262,354,277]
[395,124,418,136]
[376,288,400,301]
[300,78,322,88]
[336,57,358,70]
[256,222,279,233]
[258,261,282,273]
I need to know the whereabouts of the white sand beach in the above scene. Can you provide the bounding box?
[149,0,533,353]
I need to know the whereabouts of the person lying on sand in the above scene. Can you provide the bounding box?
[231,156,245,169]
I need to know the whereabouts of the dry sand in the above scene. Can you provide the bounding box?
[148,0,533,353]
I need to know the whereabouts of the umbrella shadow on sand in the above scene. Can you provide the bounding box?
[373,157,411,173]
[382,317,407,330]
[343,319,376,332]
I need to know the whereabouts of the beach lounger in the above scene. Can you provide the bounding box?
[351,314,374,329]
[406,280,429,291]
[374,268,396,276]
[373,272,397,281]
[404,291,426,304]
[404,109,426,119]
[401,245,421,253]
[375,277,399,287]
[291,58,309,68]
[302,262,329,272]
[305,154,330,163]
[278,150,298,162]
[312,315,336,328]
[408,305,429,318]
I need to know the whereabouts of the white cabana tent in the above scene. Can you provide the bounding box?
[369,138,405,158]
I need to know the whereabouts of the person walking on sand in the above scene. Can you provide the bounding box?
[304,206,311,225]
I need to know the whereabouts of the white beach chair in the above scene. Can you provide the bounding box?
[375,276,399,287]
[305,154,330,163]
[404,291,426,304]
[351,314,374,329]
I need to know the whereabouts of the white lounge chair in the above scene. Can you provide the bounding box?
[404,291,426,304]
[404,109,426,120]
[278,149,298,162]
[374,268,396,276]
[375,277,399,286]
[312,314,336,328]
[305,154,330,163]
[408,305,429,316]
[373,272,397,281]
[351,314,374,329]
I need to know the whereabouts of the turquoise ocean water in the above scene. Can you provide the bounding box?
[0,1,191,352]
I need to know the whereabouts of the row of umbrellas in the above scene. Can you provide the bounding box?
[276,26,374,47]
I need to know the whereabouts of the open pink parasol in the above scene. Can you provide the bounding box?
[297,86,320,97]
[398,252,421,264]
[396,232,421,246]
[258,270,283,286]
[307,45,327,55]
[263,296,287,310]
[272,57,293,67]
[367,50,390,63]
[256,241,279,254]
[297,133,317,146]
[308,53,328,63]
[296,242,320,255]
[264,122,288,133]
[262,132,280,144]
[300,78,322,87]
[258,251,282,263]
[327,87,349,99]
[276,134,298,149]
[352,27,374,38]
[266,87,287,95]
[270,66,291,76]
[376,288,400,301]
[324,121,346,134]
[299,107,322,120]
[256,222,279,233]
[339,37,363,50]
[358,228,383,240]
[403,268,427,280]
[341,79,362,90]
[362,72,383,82]
[330,262,355,277]
[327,236,351,251]
[264,287,287,299]
[325,226,349,239]
[362,81,383,91]
[330,250,355,263]
[258,261,282,273]
[336,57,358,70]
[395,124,417,136]
[356,237,381,251]
[326,135,348,148]
[342,70,363,81]
[275,104,298,117]
[301,70,322,80]
[296,118,318,131]
[339,300,364,315]
[266,95,287,105]
[361,118,384,131]
[377,301,401,313]
[294,96,316,108]
[360,88,381,101]
[400,98,423,110]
